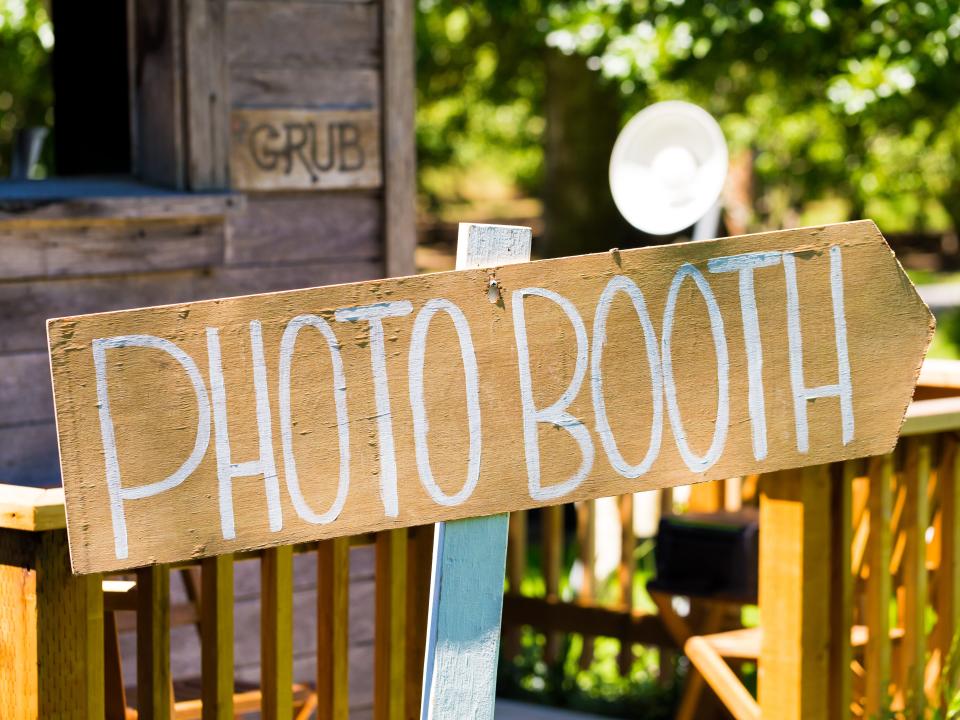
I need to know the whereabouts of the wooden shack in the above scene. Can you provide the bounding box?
[0,1,414,714]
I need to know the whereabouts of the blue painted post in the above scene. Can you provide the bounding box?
[420,223,532,720]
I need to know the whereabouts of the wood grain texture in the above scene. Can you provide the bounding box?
[230,107,381,191]
[758,466,832,720]
[421,223,531,719]
[0,218,225,281]
[902,438,930,718]
[35,530,104,718]
[47,221,933,573]
[131,0,185,188]
[227,1,380,69]
[183,0,231,190]
[421,517,508,719]
[383,0,417,277]
[230,67,379,108]
[0,561,38,718]
[6,259,381,352]
[0,486,65,531]
[226,192,382,266]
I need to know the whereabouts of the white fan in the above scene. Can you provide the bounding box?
[609,101,728,239]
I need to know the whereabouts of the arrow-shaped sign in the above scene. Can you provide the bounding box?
[48,220,933,574]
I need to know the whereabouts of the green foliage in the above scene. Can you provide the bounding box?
[0,0,53,176]
[416,0,548,209]
[544,0,960,230]
[417,0,960,234]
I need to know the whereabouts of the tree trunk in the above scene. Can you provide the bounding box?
[542,50,636,257]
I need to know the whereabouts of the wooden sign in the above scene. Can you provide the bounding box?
[48,221,933,574]
[229,107,382,191]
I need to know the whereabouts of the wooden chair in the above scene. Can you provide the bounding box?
[103,572,317,719]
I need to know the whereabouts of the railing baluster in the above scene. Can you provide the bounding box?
[618,494,636,676]
[577,499,596,670]
[866,453,894,717]
[137,564,171,720]
[830,461,855,720]
[936,437,960,702]
[543,505,564,665]
[903,438,931,717]
[317,537,350,720]
[201,554,234,720]
[375,528,407,720]
[261,546,294,720]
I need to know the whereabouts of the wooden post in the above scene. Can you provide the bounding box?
[136,564,171,720]
[376,528,407,720]
[0,528,39,719]
[866,454,894,717]
[201,553,234,720]
[758,467,832,720]
[261,546,294,720]
[317,537,351,720]
[420,223,532,719]
[903,438,930,717]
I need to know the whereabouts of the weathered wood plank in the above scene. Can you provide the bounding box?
[0,185,240,224]
[35,531,103,718]
[383,0,416,277]
[0,351,53,427]
[0,559,38,718]
[261,545,294,720]
[136,564,171,720]
[421,223,531,719]
[131,0,185,188]
[935,437,960,704]
[226,192,382,266]
[201,554,234,719]
[46,221,934,573]
[375,529,406,720]
[230,107,381,191]
[0,486,65,531]
[317,537,350,720]
[230,67,379,108]
[0,219,224,281]
[227,1,380,69]
[183,0,231,190]
[758,466,832,720]
[2,259,382,352]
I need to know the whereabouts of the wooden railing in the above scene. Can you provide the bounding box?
[0,505,434,719]
[501,359,960,719]
[3,360,960,718]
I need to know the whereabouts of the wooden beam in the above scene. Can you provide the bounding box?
[383,0,416,277]
[758,466,832,720]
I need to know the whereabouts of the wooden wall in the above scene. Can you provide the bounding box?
[0,0,414,488]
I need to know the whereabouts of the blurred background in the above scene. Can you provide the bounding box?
[3,1,960,716]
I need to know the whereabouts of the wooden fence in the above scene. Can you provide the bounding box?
[2,360,960,718]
